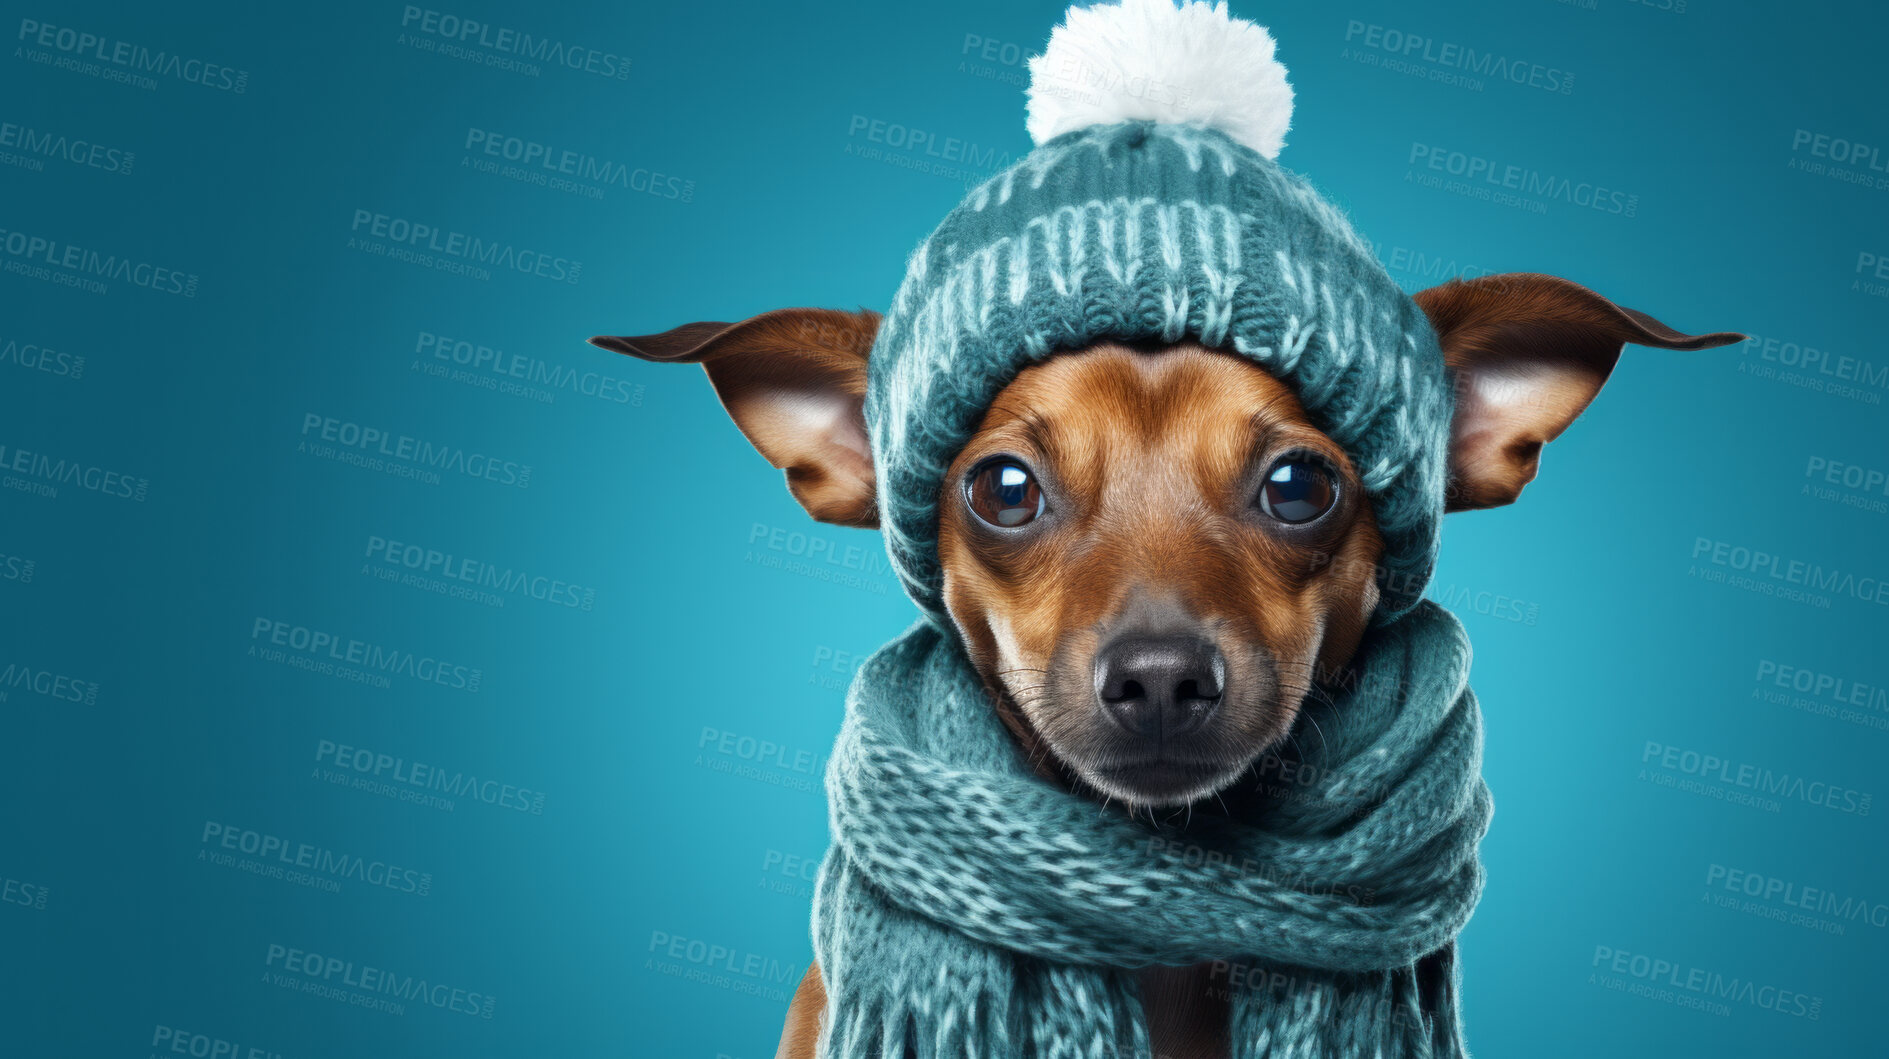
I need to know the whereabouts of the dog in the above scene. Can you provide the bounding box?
[594,1,1743,1053]
[593,274,1739,1058]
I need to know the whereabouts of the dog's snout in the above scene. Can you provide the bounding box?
[1093,636,1225,737]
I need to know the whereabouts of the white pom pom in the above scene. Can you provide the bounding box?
[1025,0,1294,160]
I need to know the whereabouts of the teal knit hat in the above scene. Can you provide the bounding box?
[866,1,1452,627]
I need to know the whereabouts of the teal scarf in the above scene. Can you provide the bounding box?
[813,601,1491,1058]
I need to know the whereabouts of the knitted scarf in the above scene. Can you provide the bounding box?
[813,600,1490,1058]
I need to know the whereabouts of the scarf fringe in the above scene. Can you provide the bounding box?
[816,964,1021,1059]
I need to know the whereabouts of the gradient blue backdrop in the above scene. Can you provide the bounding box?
[2,1,1885,1056]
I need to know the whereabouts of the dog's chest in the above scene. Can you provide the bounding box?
[1137,963,1231,1059]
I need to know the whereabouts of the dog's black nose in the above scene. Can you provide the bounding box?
[1093,636,1225,737]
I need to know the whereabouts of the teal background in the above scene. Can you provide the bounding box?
[2,1,1884,1056]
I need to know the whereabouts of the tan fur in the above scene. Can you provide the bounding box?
[590,309,882,527]
[776,965,825,1059]
[1414,274,1742,510]
[937,344,1383,805]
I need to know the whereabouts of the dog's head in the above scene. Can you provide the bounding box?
[597,274,1738,807]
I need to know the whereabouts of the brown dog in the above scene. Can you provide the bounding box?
[593,273,1738,1059]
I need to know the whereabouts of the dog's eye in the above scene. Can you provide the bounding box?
[1257,456,1336,524]
[967,459,1044,528]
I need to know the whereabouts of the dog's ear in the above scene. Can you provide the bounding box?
[1413,274,1743,512]
[591,308,881,528]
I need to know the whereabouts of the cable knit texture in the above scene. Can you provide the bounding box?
[814,601,1491,1057]
[865,122,1454,628]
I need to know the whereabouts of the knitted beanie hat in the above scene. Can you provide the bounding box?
[866,0,1453,627]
